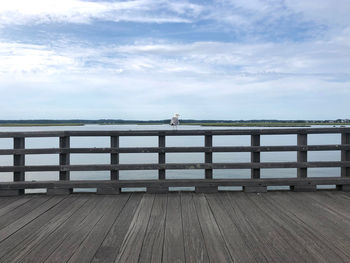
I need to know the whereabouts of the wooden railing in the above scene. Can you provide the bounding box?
[0,128,350,195]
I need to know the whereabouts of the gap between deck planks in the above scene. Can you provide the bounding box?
[0,192,350,263]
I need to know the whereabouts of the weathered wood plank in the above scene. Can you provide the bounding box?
[1,161,350,174]
[116,194,155,263]
[180,193,209,263]
[44,196,122,263]
[19,196,102,263]
[0,197,31,216]
[0,144,349,155]
[0,196,50,230]
[91,193,143,263]
[252,192,336,262]
[0,192,349,262]
[67,194,130,263]
[0,127,350,138]
[162,192,185,263]
[2,177,350,191]
[240,192,323,262]
[193,193,233,263]
[138,194,167,263]
[205,193,258,262]
[282,192,350,258]
[265,192,349,261]
[0,196,86,261]
[0,196,64,243]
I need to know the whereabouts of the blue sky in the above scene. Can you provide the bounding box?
[0,0,349,120]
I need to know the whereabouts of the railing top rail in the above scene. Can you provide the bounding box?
[0,127,350,138]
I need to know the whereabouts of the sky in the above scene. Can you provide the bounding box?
[0,0,349,120]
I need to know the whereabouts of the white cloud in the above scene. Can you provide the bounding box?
[0,0,198,25]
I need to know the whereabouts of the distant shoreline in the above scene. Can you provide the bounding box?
[0,123,85,127]
[1,122,349,127]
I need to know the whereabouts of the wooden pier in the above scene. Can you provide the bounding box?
[0,128,350,194]
[1,128,350,262]
[1,191,350,262]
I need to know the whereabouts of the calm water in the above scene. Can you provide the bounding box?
[0,124,343,192]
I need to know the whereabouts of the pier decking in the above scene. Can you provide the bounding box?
[1,191,350,263]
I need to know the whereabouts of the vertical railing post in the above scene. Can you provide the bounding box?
[158,134,166,180]
[338,133,350,191]
[244,134,266,193]
[97,136,120,194]
[48,136,72,195]
[4,137,26,196]
[251,134,260,179]
[147,133,168,193]
[293,133,315,191]
[196,132,217,193]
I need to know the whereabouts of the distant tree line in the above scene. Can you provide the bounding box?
[0,119,349,124]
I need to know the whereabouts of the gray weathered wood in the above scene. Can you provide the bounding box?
[0,196,86,262]
[181,193,209,263]
[297,133,308,177]
[1,161,350,173]
[206,193,258,262]
[0,128,350,194]
[13,137,25,195]
[19,196,102,263]
[251,134,260,179]
[56,136,72,195]
[158,134,165,180]
[193,193,233,262]
[138,194,167,263]
[1,127,350,138]
[91,193,143,263]
[1,177,350,191]
[0,192,350,262]
[0,144,349,155]
[163,193,185,263]
[116,194,155,263]
[111,136,119,180]
[44,197,116,263]
[66,194,130,263]
[339,133,350,191]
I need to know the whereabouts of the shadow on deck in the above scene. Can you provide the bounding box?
[0,191,350,262]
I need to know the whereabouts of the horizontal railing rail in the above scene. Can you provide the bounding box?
[0,128,349,195]
[0,127,350,138]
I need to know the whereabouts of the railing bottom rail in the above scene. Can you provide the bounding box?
[0,177,350,195]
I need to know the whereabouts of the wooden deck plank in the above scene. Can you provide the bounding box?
[91,194,144,263]
[0,196,26,209]
[0,196,50,230]
[138,194,167,263]
[193,193,233,263]
[116,194,155,263]
[310,192,350,219]
[282,192,350,259]
[162,192,185,263]
[263,192,349,262]
[0,196,86,262]
[245,192,324,262]
[205,193,258,263]
[0,192,349,263]
[67,194,131,263]
[44,196,117,263]
[226,192,315,263]
[19,196,102,263]
[0,197,31,217]
[180,193,209,263]
[210,193,267,262]
[0,196,65,243]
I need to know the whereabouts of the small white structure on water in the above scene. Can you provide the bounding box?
[170,113,180,129]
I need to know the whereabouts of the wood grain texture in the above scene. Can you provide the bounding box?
[0,192,349,262]
[162,193,185,263]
